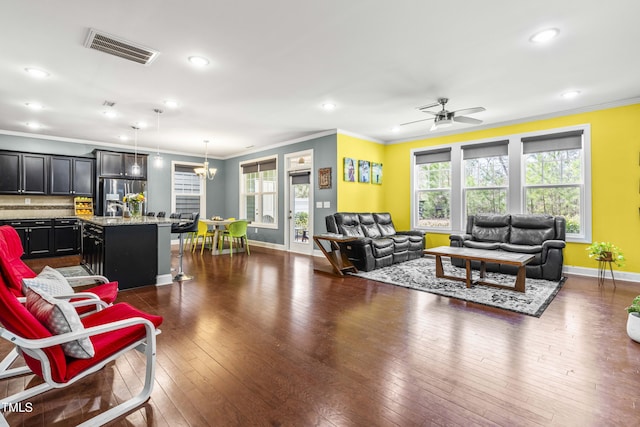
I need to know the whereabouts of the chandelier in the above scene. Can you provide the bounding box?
[194,140,217,180]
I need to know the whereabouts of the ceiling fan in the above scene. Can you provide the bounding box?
[400,97,485,131]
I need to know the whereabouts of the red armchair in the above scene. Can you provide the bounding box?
[0,272,163,426]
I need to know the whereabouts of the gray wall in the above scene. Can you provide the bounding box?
[224,133,337,245]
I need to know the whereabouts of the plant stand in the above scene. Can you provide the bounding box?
[597,257,616,288]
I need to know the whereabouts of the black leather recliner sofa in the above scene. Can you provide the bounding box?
[325,212,425,272]
[449,214,566,281]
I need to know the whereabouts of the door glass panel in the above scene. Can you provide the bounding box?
[292,182,310,244]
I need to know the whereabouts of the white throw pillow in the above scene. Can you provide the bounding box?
[25,287,95,359]
[22,266,74,296]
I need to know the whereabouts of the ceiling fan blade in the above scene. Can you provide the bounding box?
[416,102,440,111]
[399,118,431,127]
[453,115,483,125]
[452,106,485,116]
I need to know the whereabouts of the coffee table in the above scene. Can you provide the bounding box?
[423,246,535,292]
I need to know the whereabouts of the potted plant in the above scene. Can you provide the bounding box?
[626,296,640,343]
[586,241,625,266]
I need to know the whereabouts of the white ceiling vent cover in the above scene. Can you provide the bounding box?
[84,28,159,65]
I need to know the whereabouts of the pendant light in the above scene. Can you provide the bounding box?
[194,140,217,180]
[131,125,141,176]
[153,108,164,168]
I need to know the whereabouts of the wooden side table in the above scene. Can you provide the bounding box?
[313,234,358,276]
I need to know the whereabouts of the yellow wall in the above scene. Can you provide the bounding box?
[336,133,386,212]
[381,103,640,272]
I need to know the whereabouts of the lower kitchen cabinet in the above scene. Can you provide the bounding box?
[2,218,81,259]
[81,221,157,289]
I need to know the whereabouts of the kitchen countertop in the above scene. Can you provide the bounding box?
[78,216,176,226]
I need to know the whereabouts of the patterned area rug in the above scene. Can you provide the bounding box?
[350,257,565,317]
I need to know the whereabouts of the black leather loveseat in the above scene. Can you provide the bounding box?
[325,212,425,272]
[449,214,566,281]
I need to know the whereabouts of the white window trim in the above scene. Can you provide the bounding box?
[411,124,591,243]
[170,160,206,217]
[239,155,279,229]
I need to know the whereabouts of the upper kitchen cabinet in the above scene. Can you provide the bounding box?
[96,150,147,179]
[50,156,95,196]
[0,151,48,195]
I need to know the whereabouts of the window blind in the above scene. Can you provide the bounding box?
[462,140,508,159]
[522,130,583,154]
[414,148,451,165]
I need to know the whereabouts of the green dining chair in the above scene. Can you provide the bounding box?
[218,220,250,256]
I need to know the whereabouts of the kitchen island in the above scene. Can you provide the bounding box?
[79,216,174,289]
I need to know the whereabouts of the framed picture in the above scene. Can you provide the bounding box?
[371,162,383,184]
[344,157,356,182]
[319,167,332,189]
[358,160,370,183]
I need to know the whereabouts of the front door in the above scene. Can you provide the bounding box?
[288,170,311,254]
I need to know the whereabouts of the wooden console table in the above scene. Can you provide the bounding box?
[313,234,358,276]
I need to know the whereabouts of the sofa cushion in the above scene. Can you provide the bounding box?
[510,214,555,245]
[358,214,382,238]
[373,213,397,237]
[464,240,501,250]
[371,238,394,257]
[334,213,364,237]
[500,243,543,254]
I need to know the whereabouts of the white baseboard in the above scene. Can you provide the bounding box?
[563,265,640,283]
[155,274,173,286]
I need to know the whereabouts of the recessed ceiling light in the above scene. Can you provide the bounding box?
[163,99,179,108]
[530,28,560,44]
[24,67,50,78]
[561,90,581,99]
[188,56,210,67]
[322,103,336,111]
[391,126,400,132]
[135,121,147,128]
[25,122,41,130]
[118,135,129,141]
[103,110,117,118]
[25,102,44,110]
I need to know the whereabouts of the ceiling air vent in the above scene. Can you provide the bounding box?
[84,28,159,65]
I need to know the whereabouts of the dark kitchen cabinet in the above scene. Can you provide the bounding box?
[4,219,53,258]
[81,221,156,289]
[0,151,48,195]
[53,218,81,255]
[96,150,147,179]
[50,156,94,196]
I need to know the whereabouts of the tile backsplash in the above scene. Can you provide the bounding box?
[0,195,75,219]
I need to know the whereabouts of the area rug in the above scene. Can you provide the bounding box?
[350,257,565,317]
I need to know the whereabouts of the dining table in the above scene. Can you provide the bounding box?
[201,218,250,254]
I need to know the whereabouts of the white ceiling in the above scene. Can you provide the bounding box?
[1,0,639,159]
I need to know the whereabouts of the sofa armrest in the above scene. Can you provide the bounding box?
[543,239,566,250]
[342,237,373,247]
[450,233,472,248]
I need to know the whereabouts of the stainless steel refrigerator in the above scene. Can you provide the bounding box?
[97,178,147,216]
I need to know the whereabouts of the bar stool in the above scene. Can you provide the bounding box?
[147,212,156,217]
[157,211,166,218]
[171,212,199,282]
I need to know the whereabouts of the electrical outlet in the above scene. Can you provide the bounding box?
[254,227,258,233]
[24,198,31,205]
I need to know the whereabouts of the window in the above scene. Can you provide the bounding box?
[241,157,277,226]
[523,131,584,234]
[172,163,203,216]
[411,125,590,241]
[463,141,508,216]
[414,148,451,229]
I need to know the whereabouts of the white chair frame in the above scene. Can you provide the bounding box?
[0,315,159,427]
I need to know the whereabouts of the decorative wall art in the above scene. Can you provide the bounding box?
[358,160,370,183]
[319,167,332,189]
[371,162,383,184]
[344,157,356,182]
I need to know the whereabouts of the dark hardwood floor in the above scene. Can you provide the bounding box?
[5,247,640,426]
